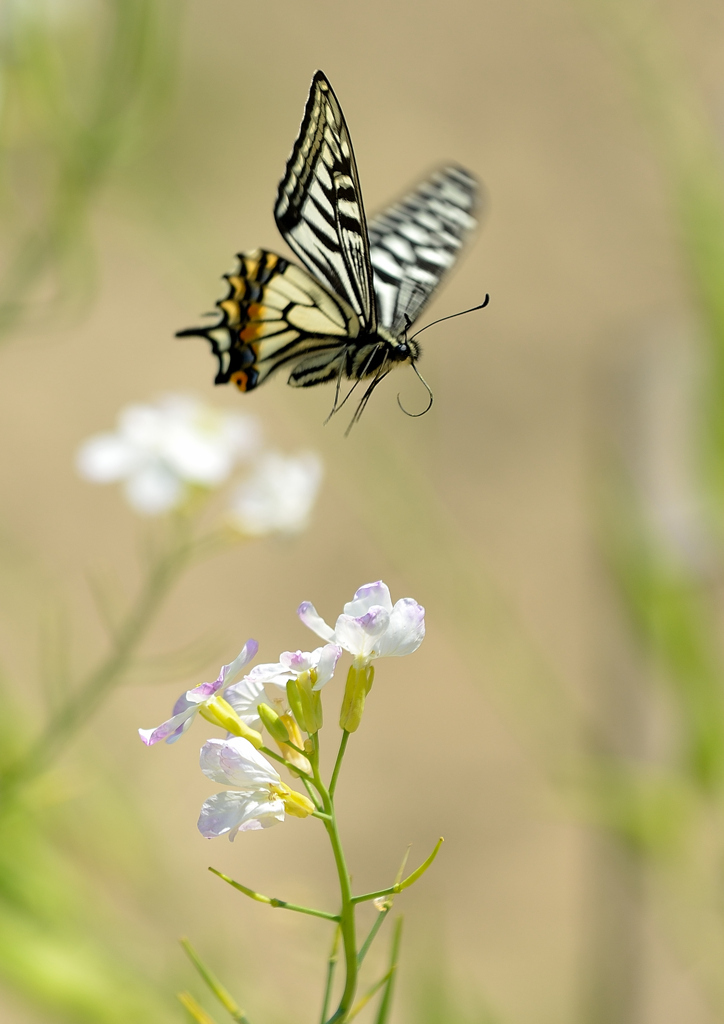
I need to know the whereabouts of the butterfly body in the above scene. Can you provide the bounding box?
[178,71,479,420]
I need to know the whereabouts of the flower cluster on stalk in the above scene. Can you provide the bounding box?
[139,581,425,840]
[76,393,323,534]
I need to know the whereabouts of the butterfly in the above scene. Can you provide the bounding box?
[177,70,485,428]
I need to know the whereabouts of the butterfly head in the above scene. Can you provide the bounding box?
[391,337,420,365]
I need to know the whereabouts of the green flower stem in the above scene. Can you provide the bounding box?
[180,938,252,1024]
[301,774,324,810]
[0,518,201,805]
[329,730,350,798]
[178,991,222,1024]
[346,968,395,1022]
[259,745,312,780]
[373,917,403,1024]
[208,868,339,922]
[351,837,444,904]
[309,735,358,1024]
[320,927,341,1024]
[357,907,391,966]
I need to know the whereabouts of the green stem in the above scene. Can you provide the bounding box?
[320,926,341,1024]
[0,523,197,804]
[373,918,403,1024]
[329,731,350,798]
[357,908,391,966]
[208,868,338,921]
[309,736,358,1024]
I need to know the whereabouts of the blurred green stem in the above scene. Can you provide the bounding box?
[0,514,209,806]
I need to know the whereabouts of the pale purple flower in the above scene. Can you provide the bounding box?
[225,644,342,727]
[197,737,285,840]
[138,640,258,746]
[76,394,260,515]
[298,581,425,667]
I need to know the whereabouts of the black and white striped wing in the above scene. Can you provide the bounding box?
[176,249,360,392]
[368,166,479,336]
[274,70,377,333]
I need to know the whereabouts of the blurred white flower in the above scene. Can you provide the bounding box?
[76,395,260,515]
[228,451,323,536]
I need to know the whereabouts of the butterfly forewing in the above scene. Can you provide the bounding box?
[274,71,377,331]
[367,165,479,335]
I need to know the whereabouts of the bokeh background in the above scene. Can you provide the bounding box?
[3,1,724,1022]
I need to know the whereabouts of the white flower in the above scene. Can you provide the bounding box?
[76,394,260,515]
[198,738,285,839]
[225,644,342,728]
[228,451,323,536]
[138,641,258,746]
[298,581,425,667]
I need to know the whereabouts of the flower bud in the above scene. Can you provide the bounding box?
[276,715,312,776]
[287,670,324,734]
[279,786,315,818]
[257,702,291,744]
[200,696,263,748]
[339,663,374,733]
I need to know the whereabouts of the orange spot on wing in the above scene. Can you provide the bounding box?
[231,371,249,391]
[240,323,262,342]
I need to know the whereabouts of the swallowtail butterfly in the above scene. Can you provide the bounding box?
[178,71,483,426]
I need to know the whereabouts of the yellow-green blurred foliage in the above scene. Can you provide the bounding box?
[4,1,724,1024]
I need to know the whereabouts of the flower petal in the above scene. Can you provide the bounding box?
[124,464,183,515]
[75,434,140,483]
[334,607,389,658]
[298,601,335,643]
[197,790,284,839]
[313,644,343,690]
[199,737,280,788]
[344,581,392,617]
[138,705,197,746]
[219,639,259,688]
[374,598,426,658]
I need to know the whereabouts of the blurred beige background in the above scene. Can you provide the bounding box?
[2,1,724,1022]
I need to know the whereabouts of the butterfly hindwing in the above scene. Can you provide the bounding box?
[177,249,361,392]
[274,71,377,331]
[368,165,479,336]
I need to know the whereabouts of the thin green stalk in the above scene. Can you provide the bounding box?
[374,918,403,1024]
[357,908,391,966]
[320,926,341,1024]
[309,736,358,1024]
[208,868,339,922]
[329,731,350,798]
[180,938,251,1024]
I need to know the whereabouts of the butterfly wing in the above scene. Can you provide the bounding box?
[367,165,479,336]
[274,71,377,332]
[176,249,360,392]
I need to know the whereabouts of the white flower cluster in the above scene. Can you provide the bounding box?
[140,581,426,840]
[76,394,323,535]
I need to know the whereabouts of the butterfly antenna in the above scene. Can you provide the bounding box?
[408,295,490,342]
[398,361,434,418]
